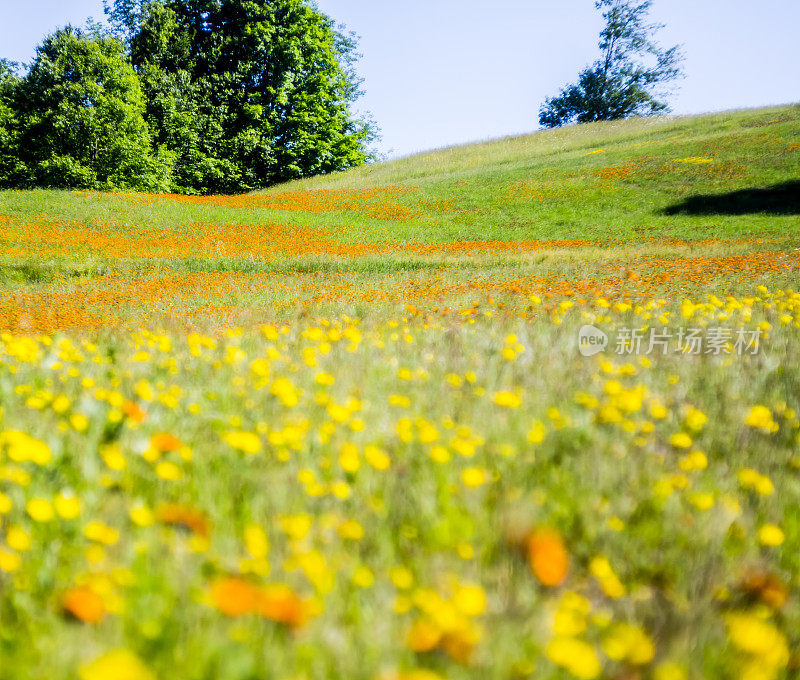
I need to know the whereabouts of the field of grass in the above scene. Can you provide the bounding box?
[0,105,799,680]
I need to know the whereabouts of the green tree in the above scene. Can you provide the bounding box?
[539,0,683,128]
[13,27,172,190]
[105,0,377,194]
[0,60,27,187]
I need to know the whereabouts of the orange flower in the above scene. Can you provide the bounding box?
[526,528,569,587]
[739,570,789,609]
[210,577,261,617]
[62,586,106,623]
[210,578,309,627]
[257,583,307,627]
[151,433,181,452]
[156,503,211,538]
[122,400,146,424]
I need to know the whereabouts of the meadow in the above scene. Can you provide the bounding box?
[0,104,799,680]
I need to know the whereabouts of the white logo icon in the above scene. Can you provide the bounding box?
[578,325,608,357]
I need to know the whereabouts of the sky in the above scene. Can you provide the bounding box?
[2,0,799,158]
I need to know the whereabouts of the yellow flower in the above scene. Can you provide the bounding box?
[745,406,778,433]
[553,607,587,636]
[270,377,298,408]
[545,636,602,679]
[527,420,546,444]
[758,524,785,547]
[84,521,120,545]
[0,430,52,465]
[51,394,71,413]
[687,492,714,511]
[364,445,391,470]
[738,469,774,495]
[155,461,183,481]
[79,649,156,680]
[669,433,692,449]
[339,443,361,473]
[337,519,364,541]
[129,504,155,527]
[493,391,521,408]
[607,516,625,531]
[601,622,655,664]
[453,583,486,617]
[26,497,55,522]
[244,523,269,559]
[679,450,708,471]
[589,556,626,598]
[654,663,688,680]
[0,548,21,572]
[674,156,713,164]
[429,445,450,463]
[315,372,334,386]
[418,422,440,443]
[327,403,350,423]
[726,612,789,669]
[352,565,374,588]
[222,430,261,454]
[6,525,31,552]
[462,467,488,487]
[390,566,414,589]
[70,413,89,432]
[685,407,707,431]
[101,444,127,471]
[280,513,313,541]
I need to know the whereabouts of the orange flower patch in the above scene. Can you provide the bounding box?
[156,503,211,538]
[62,586,106,623]
[150,433,182,452]
[526,528,569,587]
[109,185,466,221]
[209,577,309,627]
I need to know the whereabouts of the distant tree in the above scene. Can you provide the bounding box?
[104,0,377,194]
[13,27,171,190]
[539,0,684,128]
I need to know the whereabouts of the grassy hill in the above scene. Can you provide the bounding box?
[0,104,798,331]
[2,104,798,243]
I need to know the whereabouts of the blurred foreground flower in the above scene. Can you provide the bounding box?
[526,528,569,587]
[209,577,310,627]
[79,649,155,680]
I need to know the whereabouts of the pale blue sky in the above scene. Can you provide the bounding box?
[2,1,798,158]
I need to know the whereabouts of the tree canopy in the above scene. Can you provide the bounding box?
[539,0,684,128]
[11,27,169,190]
[0,0,377,193]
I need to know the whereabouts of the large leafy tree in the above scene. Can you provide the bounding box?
[104,0,377,193]
[539,0,683,128]
[0,60,25,187]
[11,27,171,190]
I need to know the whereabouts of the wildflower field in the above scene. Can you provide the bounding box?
[1,105,799,680]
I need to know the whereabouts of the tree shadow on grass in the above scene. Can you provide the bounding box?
[662,181,800,216]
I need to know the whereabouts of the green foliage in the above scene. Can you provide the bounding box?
[10,28,171,191]
[0,60,26,187]
[0,1,375,193]
[105,0,376,193]
[540,0,684,128]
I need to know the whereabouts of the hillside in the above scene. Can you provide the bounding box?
[0,104,798,332]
